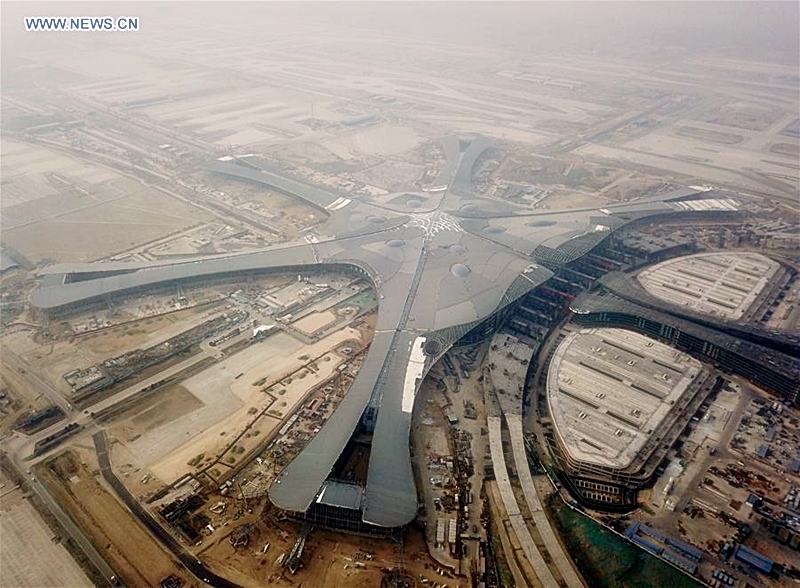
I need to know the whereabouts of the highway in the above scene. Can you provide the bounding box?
[93,431,241,588]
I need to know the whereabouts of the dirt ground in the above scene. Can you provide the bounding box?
[536,189,610,210]
[74,306,216,357]
[132,327,365,485]
[596,174,673,202]
[199,513,462,588]
[292,310,339,335]
[109,384,204,441]
[352,160,424,192]
[36,449,186,587]
[2,305,222,397]
[676,126,744,145]
[3,186,212,264]
[0,137,212,265]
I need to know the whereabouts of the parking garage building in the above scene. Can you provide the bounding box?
[637,252,782,321]
[546,328,714,508]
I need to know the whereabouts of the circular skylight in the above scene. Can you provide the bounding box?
[451,263,471,277]
[423,339,442,356]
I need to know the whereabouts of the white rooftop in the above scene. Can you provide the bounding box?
[637,252,779,320]
[547,328,702,469]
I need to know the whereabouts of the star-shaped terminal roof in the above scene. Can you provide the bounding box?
[30,135,738,527]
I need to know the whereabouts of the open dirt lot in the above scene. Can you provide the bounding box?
[37,449,185,586]
[3,187,212,264]
[292,310,339,334]
[537,189,611,210]
[109,326,366,485]
[676,126,744,145]
[1,140,212,264]
[111,384,204,438]
[352,160,424,192]
[75,305,223,357]
[323,125,424,158]
[3,305,226,399]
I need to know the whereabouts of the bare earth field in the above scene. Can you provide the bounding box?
[293,309,339,334]
[37,450,184,586]
[676,126,744,145]
[3,305,223,397]
[1,140,212,263]
[109,326,365,485]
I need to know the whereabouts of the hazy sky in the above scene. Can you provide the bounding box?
[3,2,798,66]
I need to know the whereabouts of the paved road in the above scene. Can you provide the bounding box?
[5,442,120,586]
[93,431,241,588]
[2,345,73,414]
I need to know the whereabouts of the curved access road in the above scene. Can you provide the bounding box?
[93,431,240,588]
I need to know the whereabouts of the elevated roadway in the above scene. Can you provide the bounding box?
[506,414,584,587]
[487,414,559,588]
[487,331,584,586]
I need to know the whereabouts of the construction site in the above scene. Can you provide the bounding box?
[2,4,799,588]
[10,265,464,588]
[5,200,799,588]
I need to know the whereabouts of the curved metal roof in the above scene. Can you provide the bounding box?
[30,134,733,527]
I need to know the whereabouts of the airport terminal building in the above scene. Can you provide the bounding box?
[29,135,751,532]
